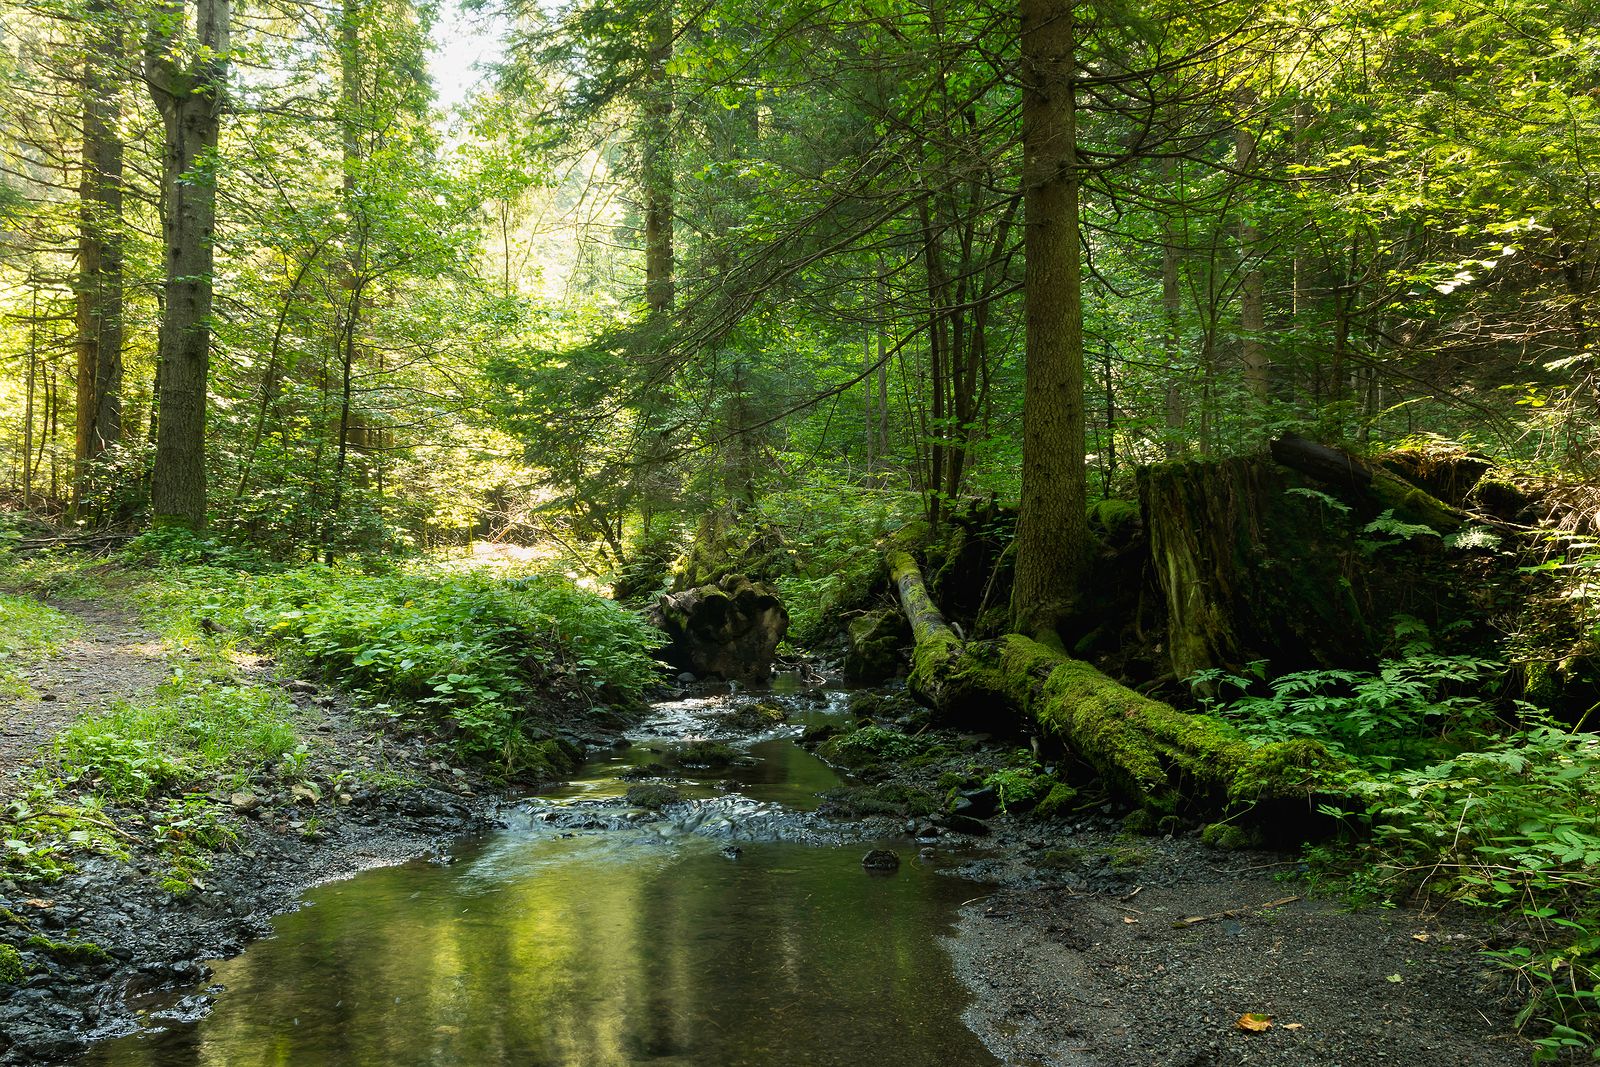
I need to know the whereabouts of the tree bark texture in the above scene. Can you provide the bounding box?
[146,0,230,528]
[1011,0,1089,638]
[642,5,675,316]
[74,5,125,511]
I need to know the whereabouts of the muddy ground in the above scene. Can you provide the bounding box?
[0,599,1537,1066]
[946,826,1529,1066]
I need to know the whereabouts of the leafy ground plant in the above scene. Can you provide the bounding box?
[0,594,78,697]
[1194,622,1502,766]
[206,565,662,774]
[1324,715,1600,1061]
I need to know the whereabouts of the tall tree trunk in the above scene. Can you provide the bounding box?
[73,5,125,516]
[642,5,674,315]
[1011,0,1088,639]
[145,0,230,529]
[1235,98,1268,403]
[1161,154,1185,451]
[325,0,367,554]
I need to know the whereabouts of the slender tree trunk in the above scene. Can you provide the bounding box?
[1161,154,1185,451]
[146,0,230,529]
[73,6,125,516]
[325,0,367,555]
[1012,0,1087,639]
[642,5,675,315]
[1235,100,1268,403]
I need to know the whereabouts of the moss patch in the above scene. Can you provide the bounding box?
[0,943,22,984]
[625,783,682,810]
[668,740,737,769]
[23,934,112,966]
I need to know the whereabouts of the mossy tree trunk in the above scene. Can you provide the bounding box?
[889,550,1339,816]
[1141,438,1473,687]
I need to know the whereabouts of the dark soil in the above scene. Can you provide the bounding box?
[945,827,1529,1066]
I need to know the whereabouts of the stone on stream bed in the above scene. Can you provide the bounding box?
[861,849,900,871]
[625,784,683,810]
[650,574,789,682]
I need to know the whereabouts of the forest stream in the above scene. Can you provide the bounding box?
[76,683,1002,1067]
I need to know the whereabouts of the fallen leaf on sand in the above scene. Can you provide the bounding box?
[1284,1023,1304,1031]
[1411,932,1431,942]
[1386,974,1405,983]
[1122,917,1139,924]
[1236,1013,1273,1033]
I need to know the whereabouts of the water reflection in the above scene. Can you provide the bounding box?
[84,832,998,1067]
[550,738,844,811]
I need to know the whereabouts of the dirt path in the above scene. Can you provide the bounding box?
[0,598,171,798]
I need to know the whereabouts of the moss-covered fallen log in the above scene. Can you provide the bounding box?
[889,550,1012,721]
[1269,433,1467,532]
[889,550,1340,816]
[989,635,1338,813]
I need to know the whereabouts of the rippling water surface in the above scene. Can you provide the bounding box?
[83,690,999,1067]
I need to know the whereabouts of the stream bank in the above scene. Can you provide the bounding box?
[0,596,1535,1066]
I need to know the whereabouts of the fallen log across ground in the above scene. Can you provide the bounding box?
[888,550,1342,819]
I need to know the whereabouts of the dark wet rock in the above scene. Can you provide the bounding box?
[861,849,901,871]
[649,574,790,682]
[953,786,999,819]
[935,813,991,836]
[625,784,683,810]
[677,671,698,684]
[843,609,910,682]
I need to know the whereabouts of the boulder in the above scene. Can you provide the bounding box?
[650,574,790,682]
[842,608,910,682]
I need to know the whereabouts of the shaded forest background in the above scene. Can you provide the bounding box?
[0,0,1595,583]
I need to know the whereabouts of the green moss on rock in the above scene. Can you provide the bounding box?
[625,784,682,810]
[844,609,910,682]
[1087,498,1141,543]
[1030,782,1079,820]
[23,934,111,966]
[0,943,22,984]
[1201,821,1263,850]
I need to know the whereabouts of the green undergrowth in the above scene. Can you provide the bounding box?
[1308,716,1600,1061]
[0,593,78,697]
[1202,625,1600,1058]
[53,676,302,799]
[1194,620,1503,769]
[756,483,921,644]
[147,562,663,775]
[3,671,299,892]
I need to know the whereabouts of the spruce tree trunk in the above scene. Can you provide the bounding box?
[642,5,675,316]
[73,6,124,514]
[1012,0,1088,638]
[146,0,230,529]
[1235,95,1268,402]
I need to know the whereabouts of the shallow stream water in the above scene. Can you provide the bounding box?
[81,687,1000,1067]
